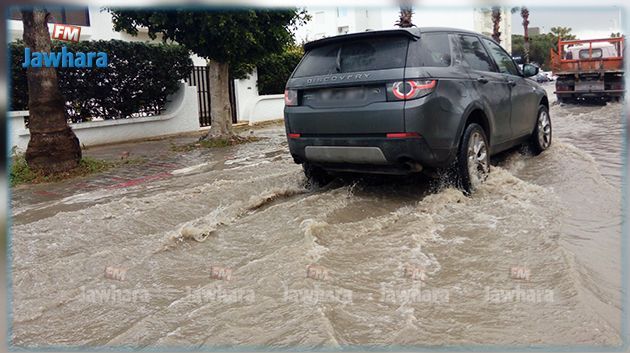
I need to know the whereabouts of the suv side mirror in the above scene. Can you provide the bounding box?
[522,64,539,77]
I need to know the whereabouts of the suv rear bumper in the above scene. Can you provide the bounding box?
[288,135,455,174]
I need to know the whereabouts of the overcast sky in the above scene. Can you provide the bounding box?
[510,6,623,38]
[356,6,624,40]
[294,5,624,42]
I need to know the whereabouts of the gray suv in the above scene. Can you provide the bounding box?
[284,27,551,193]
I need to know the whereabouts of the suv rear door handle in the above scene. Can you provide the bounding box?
[507,79,516,87]
[477,77,489,84]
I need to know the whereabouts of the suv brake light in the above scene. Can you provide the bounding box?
[387,79,437,101]
[386,132,420,139]
[284,89,298,106]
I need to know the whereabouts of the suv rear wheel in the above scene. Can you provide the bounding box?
[456,123,490,194]
[303,163,333,188]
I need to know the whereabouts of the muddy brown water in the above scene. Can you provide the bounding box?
[10,87,624,348]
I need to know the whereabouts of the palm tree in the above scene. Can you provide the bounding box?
[550,26,576,48]
[521,7,530,63]
[21,7,81,174]
[395,4,414,28]
[491,6,502,43]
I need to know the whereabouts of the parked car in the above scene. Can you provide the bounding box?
[534,73,550,83]
[541,71,556,81]
[284,27,551,193]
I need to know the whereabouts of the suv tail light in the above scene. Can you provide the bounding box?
[387,79,437,101]
[284,89,298,106]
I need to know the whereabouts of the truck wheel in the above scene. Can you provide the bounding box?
[303,163,333,188]
[530,105,552,155]
[456,123,490,195]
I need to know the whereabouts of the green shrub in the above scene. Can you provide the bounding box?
[9,153,37,186]
[9,40,193,122]
[10,153,119,186]
[256,45,303,95]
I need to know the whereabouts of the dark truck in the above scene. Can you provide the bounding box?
[551,37,625,103]
[284,28,550,193]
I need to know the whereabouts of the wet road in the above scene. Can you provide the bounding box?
[10,86,625,348]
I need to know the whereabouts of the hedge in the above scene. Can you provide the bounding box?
[10,40,193,122]
[256,45,303,95]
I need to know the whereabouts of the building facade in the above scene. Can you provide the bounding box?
[473,7,513,53]
[294,8,389,42]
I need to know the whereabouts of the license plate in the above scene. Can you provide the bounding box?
[319,87,365,101]
[575,81,604,92]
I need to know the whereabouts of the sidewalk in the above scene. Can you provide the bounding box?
[11,122,284,209]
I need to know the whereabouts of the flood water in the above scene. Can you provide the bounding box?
[9,86,625,348]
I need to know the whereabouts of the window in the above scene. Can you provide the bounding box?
[336,8,348,17]
[406,33,452,67]
[482,38,520,76]
[458,35,495,72]
[9,6,90,26]
[579,48,603,59]
[293,36,409,77]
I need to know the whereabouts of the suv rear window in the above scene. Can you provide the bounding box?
[293,36,409,77]
[406,33,452,67]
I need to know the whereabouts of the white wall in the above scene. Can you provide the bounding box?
[234,68,260,123]
[246,95,284,125]
[10,83,199,151]
[233,68,285,125]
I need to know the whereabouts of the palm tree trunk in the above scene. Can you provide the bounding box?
[207,60,234,138]
[21,8,81,174]
[521,7,530,63]
[491,7,502,44]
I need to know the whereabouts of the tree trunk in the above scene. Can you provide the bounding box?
[207,60,234,138]
[522,7,530,63]
[22,8,81,174]
[524,38,530,64]
[491,7,502,44]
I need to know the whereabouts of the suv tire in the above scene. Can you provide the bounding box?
[303,163,333,188]
[530,105,552,155]
[456,123,490,194]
